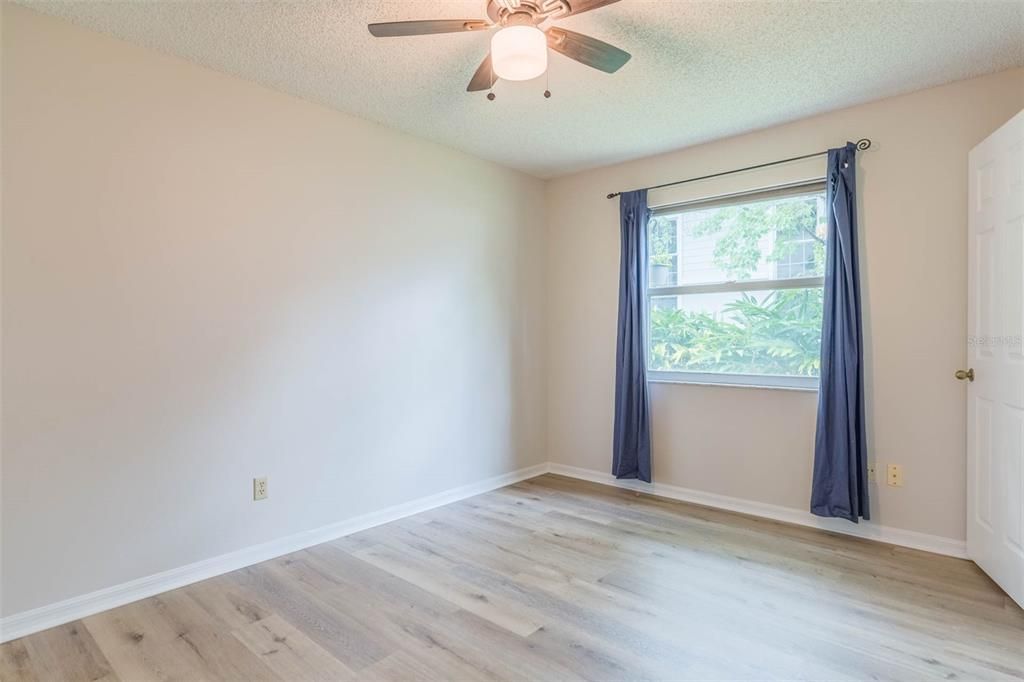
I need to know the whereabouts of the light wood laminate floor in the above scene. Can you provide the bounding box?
[3,474,1023,681]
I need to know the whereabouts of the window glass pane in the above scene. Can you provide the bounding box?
[648,215,679,287]
[648,287,823,377]
[650,191,826,287]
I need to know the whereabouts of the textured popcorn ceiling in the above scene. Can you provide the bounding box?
[18,0,1024,177]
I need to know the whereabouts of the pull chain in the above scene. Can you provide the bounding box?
[487,58,496,101]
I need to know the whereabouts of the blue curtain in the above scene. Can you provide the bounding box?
[811,142,869,522]
[612,190,652,483]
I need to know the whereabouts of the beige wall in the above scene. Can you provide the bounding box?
[4,1,1023,623]
[546,68,1024,542]
[1,5,546,617]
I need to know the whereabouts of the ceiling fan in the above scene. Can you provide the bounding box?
[368,0,630,96]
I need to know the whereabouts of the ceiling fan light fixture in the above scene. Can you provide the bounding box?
[491,25,547,81]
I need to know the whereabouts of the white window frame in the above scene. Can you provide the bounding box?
[646,181,826,391]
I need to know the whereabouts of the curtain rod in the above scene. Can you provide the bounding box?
[606,138,872,200]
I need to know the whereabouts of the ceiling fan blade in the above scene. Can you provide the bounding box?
[368,19,489,37]
[467,54,497,92]
[560,0,622,18]
[546,27,631,73]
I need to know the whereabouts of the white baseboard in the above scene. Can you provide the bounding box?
[547,463,968,560]
[0,462,550,644]
[1,459,969,644]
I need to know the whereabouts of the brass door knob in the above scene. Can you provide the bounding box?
[955,368,975,382]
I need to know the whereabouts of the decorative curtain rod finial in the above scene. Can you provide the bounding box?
[856,138,871,151]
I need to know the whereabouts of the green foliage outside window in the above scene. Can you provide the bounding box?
[649,288,824,375]
[692,196,825,280]
[648,195,826,377]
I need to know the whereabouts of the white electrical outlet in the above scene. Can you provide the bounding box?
[867,463,877,482]
[886,464,904,487]
[253,477,268,500]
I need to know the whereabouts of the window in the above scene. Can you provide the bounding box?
[646,182,826,389]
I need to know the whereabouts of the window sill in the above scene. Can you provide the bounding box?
[647,372,819,392]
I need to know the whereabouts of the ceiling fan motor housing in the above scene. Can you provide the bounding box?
[487,1,551,26]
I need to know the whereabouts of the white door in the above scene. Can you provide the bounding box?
[967,109,1024,607]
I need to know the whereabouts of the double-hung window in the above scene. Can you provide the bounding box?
[646,182,827,389]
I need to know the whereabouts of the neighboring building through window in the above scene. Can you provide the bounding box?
[646,182,826,389]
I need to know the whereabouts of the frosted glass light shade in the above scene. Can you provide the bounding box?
[491,26,547,81]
